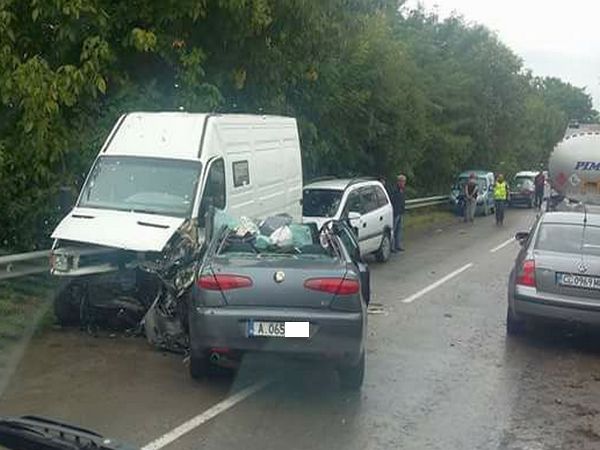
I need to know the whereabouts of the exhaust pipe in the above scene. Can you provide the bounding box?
[208,348,239,368]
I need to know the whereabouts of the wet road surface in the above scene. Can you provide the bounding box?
[2,208,600,449]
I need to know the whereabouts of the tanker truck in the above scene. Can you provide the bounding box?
[548,130,600,210]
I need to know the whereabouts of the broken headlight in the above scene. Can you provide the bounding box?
[51,253,70,272]
[50,251,81,273]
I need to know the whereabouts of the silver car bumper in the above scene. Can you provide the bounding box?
[189,306,365,365]
[512,285,600,325]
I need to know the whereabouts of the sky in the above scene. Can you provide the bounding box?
[405,0,600,108]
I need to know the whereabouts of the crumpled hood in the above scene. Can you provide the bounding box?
[51,207,186,252]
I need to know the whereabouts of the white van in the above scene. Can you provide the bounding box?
[50,112,303,333]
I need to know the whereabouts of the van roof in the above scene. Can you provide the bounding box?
[102,112,296,161]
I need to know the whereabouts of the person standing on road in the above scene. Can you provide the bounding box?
[494,174,509,225]
[389,174,406,252]
[534,170,545,209]
[464,173,479,223]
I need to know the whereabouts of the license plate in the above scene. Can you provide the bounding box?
[557,273,600,291]
[247,321,309,338]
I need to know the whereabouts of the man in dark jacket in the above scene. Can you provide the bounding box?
[388,174,406,252]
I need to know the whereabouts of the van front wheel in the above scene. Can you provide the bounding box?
[54,281,85,326]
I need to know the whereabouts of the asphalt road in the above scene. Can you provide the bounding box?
[2,208,600,450]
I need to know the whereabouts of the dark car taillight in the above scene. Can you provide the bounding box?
[197,274,253,291]
[304,277,360,295]
[516,260,536,287]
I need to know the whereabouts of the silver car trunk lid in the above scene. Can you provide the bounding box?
[208,256,349,308]
[535,250,600,300]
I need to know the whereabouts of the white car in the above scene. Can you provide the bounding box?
[302,178,394,262]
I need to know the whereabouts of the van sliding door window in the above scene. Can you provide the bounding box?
[233,160,250,187]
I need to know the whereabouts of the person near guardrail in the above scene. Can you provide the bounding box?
[389,174,406,252]
[464,173,478,223]
[494,174,509,225]
[534,170,545,210]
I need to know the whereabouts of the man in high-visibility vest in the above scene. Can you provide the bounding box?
[494,174,509,225]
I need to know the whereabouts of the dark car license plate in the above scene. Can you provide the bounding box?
[247,320,309,338]
[557,273,600,291]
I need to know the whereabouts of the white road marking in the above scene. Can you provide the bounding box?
[142,380,271,450]
[401,263,474,304]
[490,238,515,253]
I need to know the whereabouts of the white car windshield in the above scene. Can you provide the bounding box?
[79,156,201,217]
[303,189,344,217]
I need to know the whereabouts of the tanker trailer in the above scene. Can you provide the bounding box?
[548,131,600,209]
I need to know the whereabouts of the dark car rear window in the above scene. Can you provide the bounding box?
[535,223,600,257]
[218,224,333,258]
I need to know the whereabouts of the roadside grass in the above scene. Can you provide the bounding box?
[405,207,458,235]
[0,276,56,343]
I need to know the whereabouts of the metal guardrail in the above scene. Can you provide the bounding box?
[0,195,450,280]
[406,195,449,210]
[0,250,50,281]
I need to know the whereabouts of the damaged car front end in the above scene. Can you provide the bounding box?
[51,217,202,352]
[49,150,207,352]
[52,234,201,353]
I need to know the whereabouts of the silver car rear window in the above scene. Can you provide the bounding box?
[535,223,600,256]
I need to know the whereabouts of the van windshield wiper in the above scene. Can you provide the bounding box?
[0,416,136,450]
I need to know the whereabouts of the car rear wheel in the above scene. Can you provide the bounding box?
[375,232,391,263]
[506,307,526,336]
[189,352,210,379]
[338,352,365,391]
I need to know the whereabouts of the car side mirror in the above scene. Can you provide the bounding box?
[515,231,529,245]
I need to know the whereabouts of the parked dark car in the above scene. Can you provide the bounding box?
[189,220,369,390]
[507,210,600,334]
[509,171,537,208]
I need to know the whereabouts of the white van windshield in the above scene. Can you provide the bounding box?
[79,156,201,217]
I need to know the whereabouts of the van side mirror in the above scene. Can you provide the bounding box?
[515,231,529,245]
[58,186,75,215]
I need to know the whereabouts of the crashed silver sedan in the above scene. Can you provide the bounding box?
[189,219,369,390]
